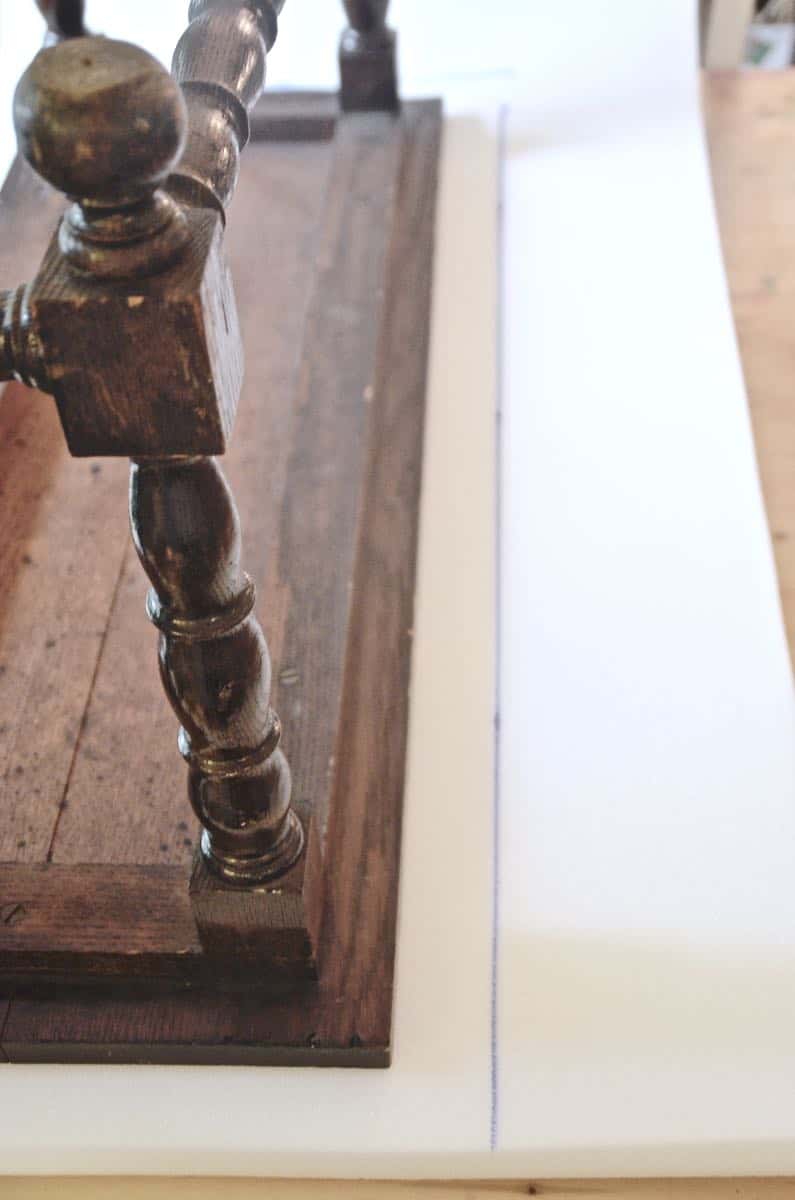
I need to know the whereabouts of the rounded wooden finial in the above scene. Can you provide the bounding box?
[13,36,187,206]
[13,37,190,278]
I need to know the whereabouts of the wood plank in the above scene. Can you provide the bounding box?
[259,108,404,960]
[0,1182,530,1198]
[6,1180,795,1199]
[0,99,441,1060]
[0,155,129,862]
[0,864,199,980]
[311,94,442,1023]
[704,71,795,666]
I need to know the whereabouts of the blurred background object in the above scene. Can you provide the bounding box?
[746,0,795,65]
[34,0,86,37]
[702,0,795,66]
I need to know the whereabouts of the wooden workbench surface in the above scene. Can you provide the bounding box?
[706,70,795,667]
[5,68,795,1200]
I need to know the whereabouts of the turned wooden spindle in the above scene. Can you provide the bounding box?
[339,0,399,112]
[5,33,302,893]
[169,0,286,214]
[130,457,301,884]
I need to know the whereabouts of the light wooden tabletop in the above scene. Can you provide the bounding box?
[4,1176,795,1197]
[4,69,795,1200]
[706,70,795,668]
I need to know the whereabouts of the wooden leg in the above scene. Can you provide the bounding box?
[129,456,304,900]
[339,0,399,112]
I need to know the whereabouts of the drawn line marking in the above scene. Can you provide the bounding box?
[491,101,508,1154]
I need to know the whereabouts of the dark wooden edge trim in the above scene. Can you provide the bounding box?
[249,91,339,142]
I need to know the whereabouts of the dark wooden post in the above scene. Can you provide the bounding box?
[1,8,304,932]
[34,0,86,38]
[339,0,399,112]
[130,457,302,886]
[169,0,286,212]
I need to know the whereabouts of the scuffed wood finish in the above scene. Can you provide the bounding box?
[170,0,285,212]
[0,98,441,1062]
[703,71,795,667]
[258,108,405,964]
[2,24,307,912]
[50,139,331,870]
[0,864,200,982]
[6,38,242,457]
[0,152,130,865]
[131,456,303,891]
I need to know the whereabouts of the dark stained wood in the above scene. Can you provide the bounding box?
[250,91,338,143]
[5,27,307,904]
[170,0,283,213]
[100,101,410,974]
[0,388,127,862]
[50,138,332,870]
[0,864,200,981]
[339,0,399,113]
[14,37,190,282]
[131,455,303,894]
[34,0,86,38]
[189,855,315,979]
[0,862,306,990]
[0,98,441,1062]
[255,108,405,965]
[3,0,435,1062]
[26,206,242,456]
[7,38,243,456]
[0,154,131,865]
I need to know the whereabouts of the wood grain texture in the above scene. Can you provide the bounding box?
[7,28,309,905]
[50,138,331,869]
[260,108,404,961]
[30,206,242,456]
[4,39,245,455]
[170,0,282,212]
[0,864,199,981]
[703,71,795,666]
[0,156,130,864]
[0,98,441,1062]
[6,1180,795,1199]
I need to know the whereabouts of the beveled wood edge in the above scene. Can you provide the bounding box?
[0,1035,388,1067]
[250,90,339,142]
